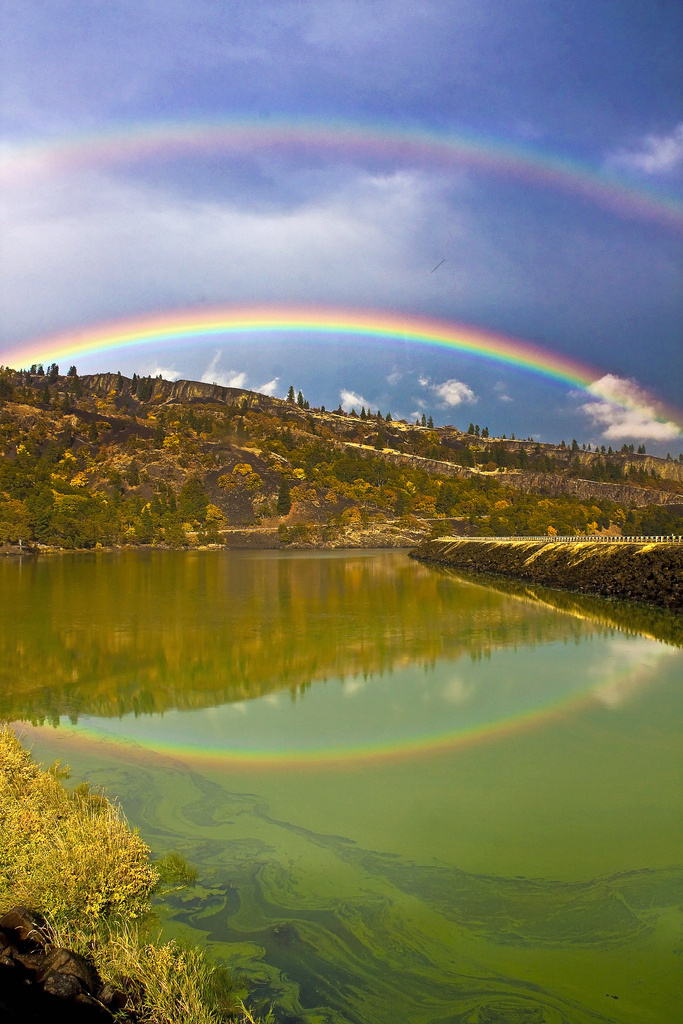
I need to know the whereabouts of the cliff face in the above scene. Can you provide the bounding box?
[348,447,681,507]
[411,538,683,610]
[493,471,682,506]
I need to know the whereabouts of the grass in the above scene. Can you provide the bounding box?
[0,726,270,1023]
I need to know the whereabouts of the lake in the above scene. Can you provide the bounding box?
[2,549,681,1024]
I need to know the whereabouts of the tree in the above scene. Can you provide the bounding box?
[481,426,489,438]
[287,385,295,403]
[474,424,480,437]
[385,411,392,422]
[48,363,59,382]
[468,423,475,435]
[360,407,366,420]
[571,439,579,451]
[421,413,427,426]
[297,390,305,408]
[67,365,78,377]
[178,475,209,521]
[277,477,292,515]
[427,415,434,428]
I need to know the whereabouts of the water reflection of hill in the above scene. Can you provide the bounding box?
[433,566,683,647]
[1,550,677,724]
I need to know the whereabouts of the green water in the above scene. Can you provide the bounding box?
[2,550,682,1023]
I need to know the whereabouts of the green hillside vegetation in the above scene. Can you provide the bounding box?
[1,366,681,549]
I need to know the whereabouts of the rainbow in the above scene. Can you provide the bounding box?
[2,305,594,385]
[16,692,592,774]
[1,117,681,232]
[2,304,681,427]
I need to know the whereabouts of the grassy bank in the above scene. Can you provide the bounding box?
[0,726,268,1023]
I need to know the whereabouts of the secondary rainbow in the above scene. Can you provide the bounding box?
[1,117,681,231]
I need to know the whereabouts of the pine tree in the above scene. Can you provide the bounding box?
[421,413,426,426]
[277,477,292,515]
[427,415,433,428]
[287,385,295,403]
[360,407,366,419]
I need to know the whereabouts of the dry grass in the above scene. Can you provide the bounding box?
[0,726,157,924]
[0,727,270,1023]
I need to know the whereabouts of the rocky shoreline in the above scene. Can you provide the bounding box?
[409,538,683,610]
[0,907,126,1023]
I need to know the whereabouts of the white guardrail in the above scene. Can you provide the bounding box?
[442,535,682,544]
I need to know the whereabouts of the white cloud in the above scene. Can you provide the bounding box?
[257,377,279,396]
[342,677,366,697]
[432,378,477,407]
[581,374,681,441]
[494,380,513,402]
[592,638,680,708]
[201,351,247,389]
[442,676,473,705]
[0,164,506,350]
[340,388,368,412]
[386,368,402,386]
[607,123,683,175]
[148,365,180,381]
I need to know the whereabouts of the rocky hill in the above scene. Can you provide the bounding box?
[0,366,681,551]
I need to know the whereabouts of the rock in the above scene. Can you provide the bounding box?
[97,982,127,1010]
[37,947,96,993]
[0,907,46,947]
[42,971,83,999]
[13,951,46,974]
[73,991,116,1021]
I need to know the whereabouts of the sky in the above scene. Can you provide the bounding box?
[0,1,681,451]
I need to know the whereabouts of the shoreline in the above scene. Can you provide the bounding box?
[409,537,683,610]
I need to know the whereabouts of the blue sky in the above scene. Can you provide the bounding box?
[1,1,681,450]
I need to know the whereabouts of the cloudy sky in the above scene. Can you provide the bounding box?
[1,1,681,450]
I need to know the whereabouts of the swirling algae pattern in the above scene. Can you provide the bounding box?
[56,754,680,1024]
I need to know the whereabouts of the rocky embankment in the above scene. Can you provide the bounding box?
[410,538,683,610]
[0,907,126,1022]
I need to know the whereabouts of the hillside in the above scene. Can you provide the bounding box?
[0,366,682,551]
